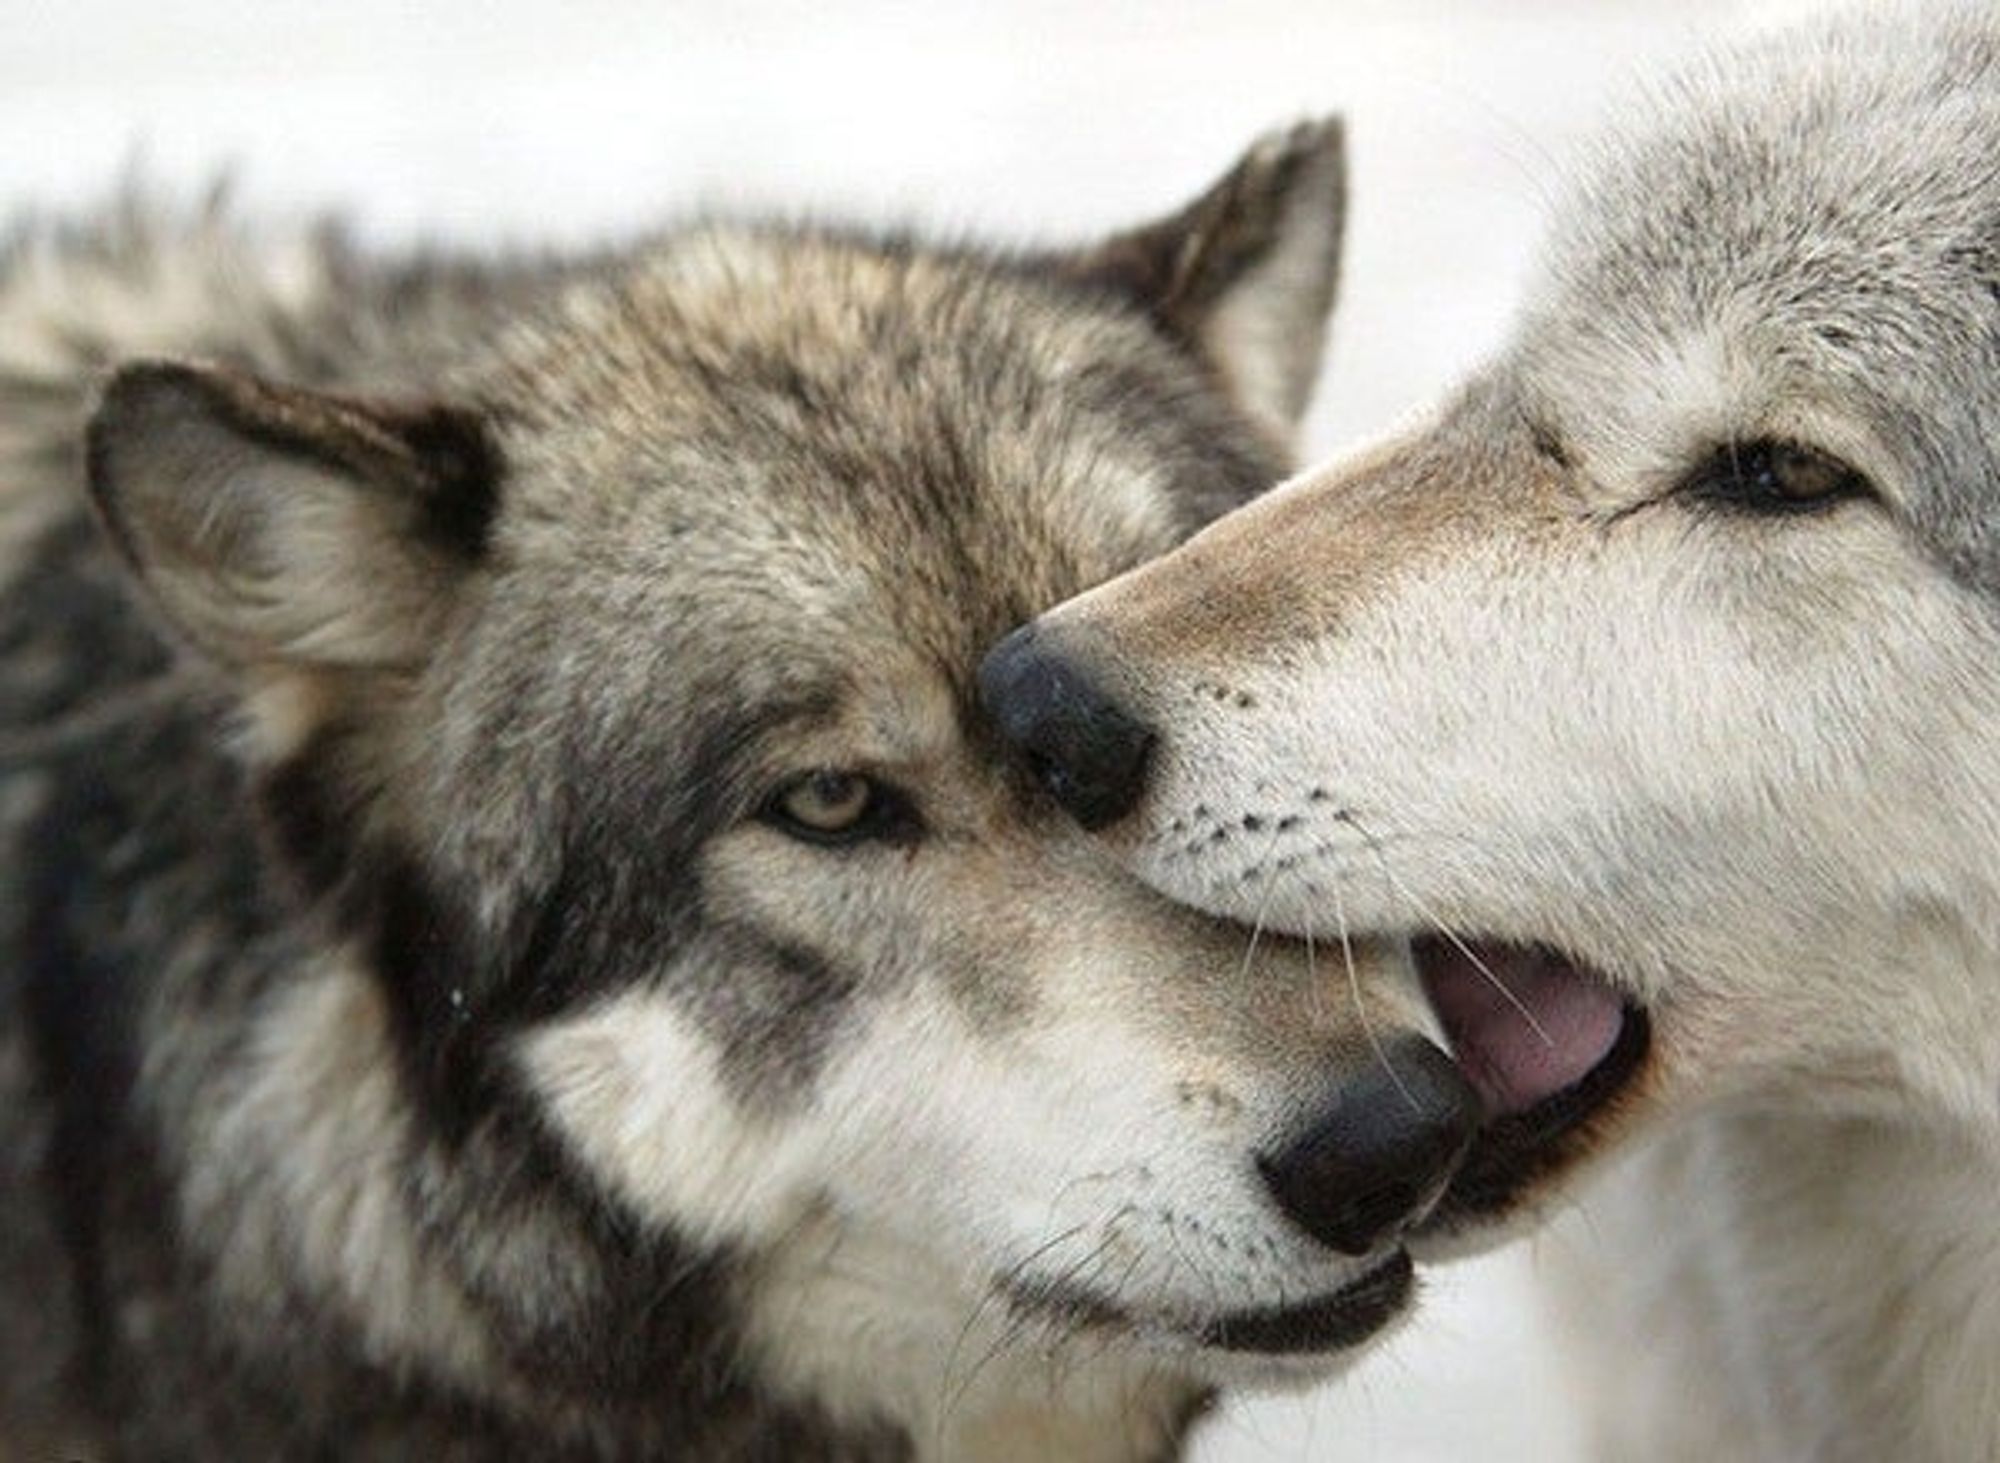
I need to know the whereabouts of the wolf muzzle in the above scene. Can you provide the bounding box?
[982,627,1483,1254]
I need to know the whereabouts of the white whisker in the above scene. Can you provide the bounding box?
[1236,820,1291,981]
[1341,811,1555,1050]
[1327,874,1420,1109]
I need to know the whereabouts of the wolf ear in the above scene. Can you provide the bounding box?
[86,361,498,674]
[1068,117,1347,444]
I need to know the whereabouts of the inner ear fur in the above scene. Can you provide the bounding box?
[1066,117,1348,445]
[85,359,499,674]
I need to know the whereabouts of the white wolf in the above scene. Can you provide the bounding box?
[983,4,2000,1457]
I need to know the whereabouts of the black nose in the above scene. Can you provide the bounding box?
[978,623,1155,830]
[1258,1039,1480,1256]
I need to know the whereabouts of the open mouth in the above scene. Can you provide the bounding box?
[1006,1249,1414,1360]
[1413,938,1651,1232]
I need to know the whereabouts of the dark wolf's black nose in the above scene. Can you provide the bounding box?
[1258,1039,1480,1256]
[979,624,1155,830]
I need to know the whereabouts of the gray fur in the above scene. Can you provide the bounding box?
[2,123,1452,1461]
[1517,0,2000,591]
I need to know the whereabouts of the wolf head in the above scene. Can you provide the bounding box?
[985,4,2000,1242]
[81,123,1474,1453]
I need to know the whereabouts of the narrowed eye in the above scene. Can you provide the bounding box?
[1684,439,1871,514]
[764,770,916,846]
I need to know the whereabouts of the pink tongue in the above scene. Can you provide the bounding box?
[1418,941,1624,1116]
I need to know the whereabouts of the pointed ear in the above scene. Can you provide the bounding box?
[85,360,499,673]
[1068,117,1347,445]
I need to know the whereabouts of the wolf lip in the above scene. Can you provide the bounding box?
[1006,1250,1415,1360]
[1195,1250,1414,1355]
[1414,938,1650,1227]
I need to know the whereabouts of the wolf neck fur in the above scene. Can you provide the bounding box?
[1575,1104,2000,1461]
[1572,857,2000,1457]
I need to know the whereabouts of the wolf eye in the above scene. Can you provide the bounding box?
[765,771,915,846]
[1684,440,1870,514]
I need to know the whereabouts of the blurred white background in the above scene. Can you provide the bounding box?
[2,1,1838,1456]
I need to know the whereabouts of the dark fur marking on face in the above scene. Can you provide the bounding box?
[255,732,566,1134]
[703,926,863,1097]
[256,724,535,1130]
[371,850,511,1133]
[258,678,857,1135]
[257,728,365,905]
[233,824,900,1451]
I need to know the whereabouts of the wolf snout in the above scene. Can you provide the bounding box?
[979,622,1155,829]
[1258,1039,1480,1255]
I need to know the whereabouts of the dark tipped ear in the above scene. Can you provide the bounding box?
[1067,117,1347,444]
[85,360,498,672]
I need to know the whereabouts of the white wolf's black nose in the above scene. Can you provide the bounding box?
[979,623,1155,830]
[1259,1039,1480,1256]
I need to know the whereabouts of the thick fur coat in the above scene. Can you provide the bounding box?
[1,129,1467,1461]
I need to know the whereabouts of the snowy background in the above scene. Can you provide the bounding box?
[3,1,1841,1456]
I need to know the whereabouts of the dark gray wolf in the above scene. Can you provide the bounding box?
[0,123,1485,1461]
[983,4,2000,1456]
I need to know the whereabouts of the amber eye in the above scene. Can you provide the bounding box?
[764,770,916,847]
[1685,440,1871,514]
[778,771,872,831]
